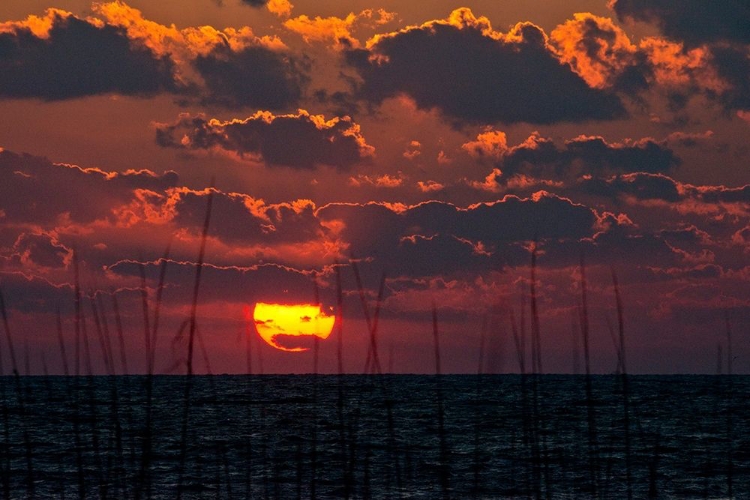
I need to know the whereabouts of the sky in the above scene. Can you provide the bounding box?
[0,0,749,375]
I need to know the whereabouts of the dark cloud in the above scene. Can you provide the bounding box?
[107,260,320,307]
[170,191,325,245]
[240,0,268,6]
[0,149,179,225]
[541,224,687,269]
[0,271,73,315]
[388,234,500,277]
[692,184,750,205]
[577,172,750,219]
[577,173,682,202]
[319,193,601,276]
[710,45,750,111]
[610,0,750,46]
[0,5,307,108]
[0,12,174,100]
[8,232,72,269]
[345,9,625,125]
[656,226,712,247]
[193,45,308,109]
[155,111,373,170]
[501,134,680,179]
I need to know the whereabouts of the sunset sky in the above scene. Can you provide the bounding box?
[1,0,749,374]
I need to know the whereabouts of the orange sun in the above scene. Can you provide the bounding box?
[252,302,336,352]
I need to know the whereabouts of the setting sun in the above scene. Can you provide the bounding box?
[253,302,336,352]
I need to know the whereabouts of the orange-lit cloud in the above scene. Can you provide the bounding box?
[403,140,422,160]
[349,173,405,188]
[0,2,306,107]
[284,8,396,50]
[462,130,509,159]
[93,1,286,60]
[467,168,503,193]
[0,8,73,38]
[266,0,294,18]
[417,180,445,192]
[549,12,731,106]
[551,13,637,89]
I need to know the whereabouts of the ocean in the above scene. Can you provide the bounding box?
[0,374,747,498]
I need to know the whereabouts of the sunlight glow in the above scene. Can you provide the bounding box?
[253,302,335,352]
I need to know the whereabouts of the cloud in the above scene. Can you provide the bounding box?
[732,226,750,249]
[417,180,445,192]
[403,140,421,160]
[550,13,737,110]
[344,8,626,125]
[4,232,72,270]
[93,1,306,108]
[710,45,750,111]
[0,9,175,99]
[462,130,508,160]
[318,192,603,272]
[388,234,499,277]
[155,110,374,169]
[266,0,294,18]
[167,190,327,247]
[578,172,682,202]
[0,271,74,315]
[483,132,680,181]
[609,0,750,46]
[0,2,308,108]
[284,9,396,50]
[576,172,750,218]
[240,0,294,18]
[551,13,640,90]
[192,45,308,109]
[0,147,343,274]
[106,259,320,306]
[0,149,179,225]
[349,173,404,188]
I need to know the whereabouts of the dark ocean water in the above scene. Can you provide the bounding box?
[0,374,748,499]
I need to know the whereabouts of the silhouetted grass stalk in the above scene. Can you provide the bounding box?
[724,309,733,498]
[135,261,153,498]
[177,184,214,499]
[579,254,599,497]
[432,304,450,499]
[71,252,86,498]
[510,298,533,498]
[334,262,354,499]
[0,284,35,497]
[529,242,550,499]
[88,292,120,498]
[471,315,487,496]
[136,246,171,500]
[79,288,104,497]
[611,268,632,500]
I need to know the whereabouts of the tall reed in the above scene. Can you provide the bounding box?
[724,309,733,498]
[1,283,38,498]
[176,184,214,499]
[579,254,599,497]
[432,303,450,500]
[611,268,632,500]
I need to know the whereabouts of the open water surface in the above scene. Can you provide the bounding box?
[0,374,748,498]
